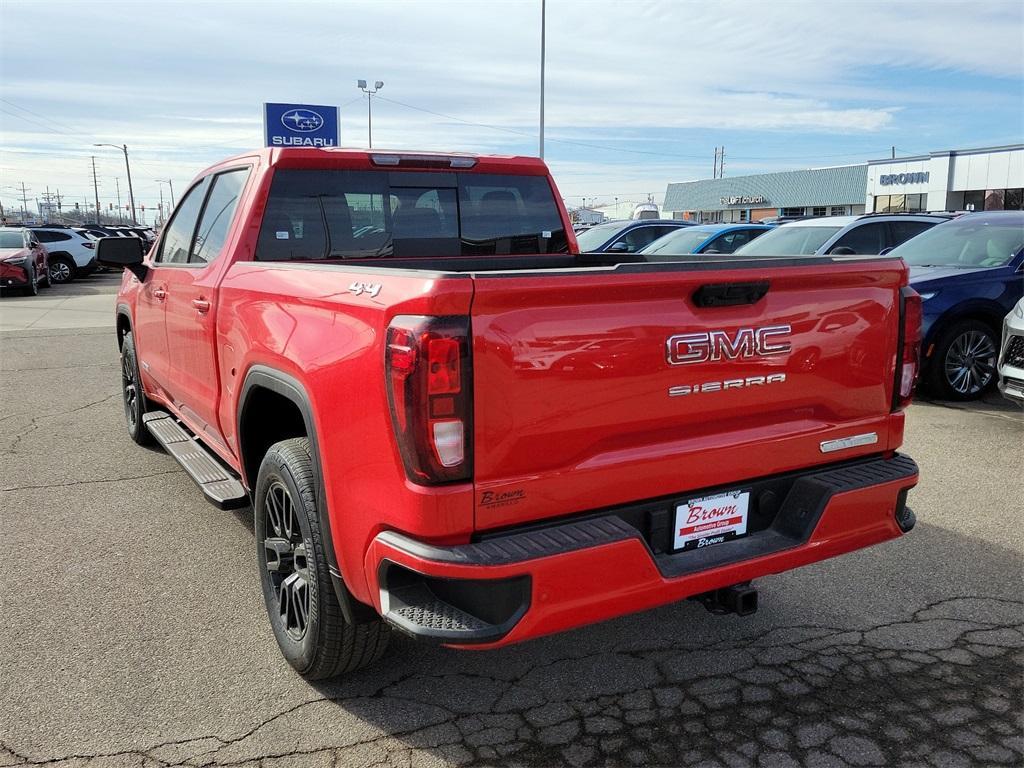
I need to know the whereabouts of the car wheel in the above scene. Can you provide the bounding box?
[48,257,75,284]
[255,438,390,680]
[120,332,154,445]
[926,319,998,401]
[23,264,39,296]
[40,263,51,288]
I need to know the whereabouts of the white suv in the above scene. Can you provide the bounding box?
[998,298,1024,406]
[735,213,953,257]
[30,226,98,284]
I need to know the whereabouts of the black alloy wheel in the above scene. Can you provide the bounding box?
[24,264,39,296]
[120,332,153,445]
[262,480,311,641]
[255,438,390,680]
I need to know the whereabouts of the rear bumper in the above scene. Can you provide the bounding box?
[365,454,919,648]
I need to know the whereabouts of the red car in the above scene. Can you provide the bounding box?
[0,227,49,295]
[98,148,921,680]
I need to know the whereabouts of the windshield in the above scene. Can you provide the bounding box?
[641,228,712,255]
[575,222,630,251]
[890,216,1024,268]
[257,170,567,260]
[0,231,25,249]
[735,225,842,256]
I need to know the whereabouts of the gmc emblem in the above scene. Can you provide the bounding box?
[666,325,792,366]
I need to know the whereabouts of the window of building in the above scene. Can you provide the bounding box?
[874,196,889,213]
[1005,189,1023,210]
[905,194,925,212]
[963,190,985,212]
[781,207,804,217]
[830,206,846,216]
[812,206,827,217]
[738,209,749,222]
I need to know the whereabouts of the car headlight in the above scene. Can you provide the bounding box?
[2,256,27,265]
[1015,302,1024,320]
[917,291,937,301]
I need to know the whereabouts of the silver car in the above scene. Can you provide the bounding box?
[998,298,1024,405]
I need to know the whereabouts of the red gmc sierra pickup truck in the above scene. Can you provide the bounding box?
[98,148,921,680]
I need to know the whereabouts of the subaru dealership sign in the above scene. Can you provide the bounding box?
[263,103,340,147]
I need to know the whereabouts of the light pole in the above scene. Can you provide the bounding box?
[94,143,137,224]
[539,0,546,158]
[357,80,384,148]
[155,179,175,208]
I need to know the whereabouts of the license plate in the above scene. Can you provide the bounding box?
[674,489,750,551]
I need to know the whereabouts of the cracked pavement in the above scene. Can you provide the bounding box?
[1,275,1022,767]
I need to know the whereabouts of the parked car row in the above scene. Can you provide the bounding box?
[0,223,156,287]
[578,211,1024,401]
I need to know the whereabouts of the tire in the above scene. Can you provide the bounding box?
[48,256,75,284]
[23,264,39,296]
[120,332,154,445]
[925,319,999,401]
[40,264,51,288]
[255,438,390,680]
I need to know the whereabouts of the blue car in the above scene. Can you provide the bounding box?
[640,223,774,256]
[890,211,1024,400]
[575,219,694,254]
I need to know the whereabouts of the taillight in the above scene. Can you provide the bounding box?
[895,286,922,410]
[386,316,472,484]
[83,241,95,249]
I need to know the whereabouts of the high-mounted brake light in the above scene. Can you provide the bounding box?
[895,286,922,410]
[386,316,472,484]
[370,153,478,169]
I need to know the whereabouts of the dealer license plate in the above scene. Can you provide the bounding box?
[673,489,750,551]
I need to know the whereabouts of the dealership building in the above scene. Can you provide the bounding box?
[662,143,1024,223]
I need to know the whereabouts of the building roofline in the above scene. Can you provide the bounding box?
[867,143,1024,165]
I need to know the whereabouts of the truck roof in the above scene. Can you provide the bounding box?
[200,147,551,178]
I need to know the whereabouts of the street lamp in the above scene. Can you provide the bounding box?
[357,79,384,149]
[155,178,175,208]
[94,143,137,224]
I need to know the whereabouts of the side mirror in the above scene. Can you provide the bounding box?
[97,236,147,280]
[607,241,631,253]
[829,246,857,256]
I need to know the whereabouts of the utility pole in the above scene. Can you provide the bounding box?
[91,156,102,224]
[158,185,164,226]
[115,178,123,223]
[719,146,725,178]
[891,146,896,160]
[18,182,31,221]
[539,0,546,158]
[713,147,719,179]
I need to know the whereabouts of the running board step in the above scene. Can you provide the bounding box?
[142,411,248,510]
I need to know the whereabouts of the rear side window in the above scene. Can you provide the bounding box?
[191,168,249,265]
[35,230,71,243]
[831,222,887,254]
[256,169,567,260]
[888,220,935,248]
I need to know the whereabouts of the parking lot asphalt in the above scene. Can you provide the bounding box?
[1,275,1022,768]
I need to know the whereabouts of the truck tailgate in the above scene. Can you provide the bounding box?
[470,259,905,530]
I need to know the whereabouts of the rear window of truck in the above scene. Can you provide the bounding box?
[255,170,568,260]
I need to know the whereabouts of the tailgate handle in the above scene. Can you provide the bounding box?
[692,281,769,307]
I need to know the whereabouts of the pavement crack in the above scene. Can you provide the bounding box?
[1,468,181,492]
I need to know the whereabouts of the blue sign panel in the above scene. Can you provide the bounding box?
[264,102,340,148]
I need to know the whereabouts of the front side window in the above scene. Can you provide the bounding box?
[255,170,567,261]
[889,220,935,247]
[156,177,211,264]
[191,168,249,265]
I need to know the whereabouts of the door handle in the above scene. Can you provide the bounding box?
[152,288,167,300]
[192,298,211,313]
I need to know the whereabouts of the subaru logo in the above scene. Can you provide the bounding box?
[281,109,324,133]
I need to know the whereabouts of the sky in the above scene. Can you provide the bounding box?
[1,0,1022,221]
